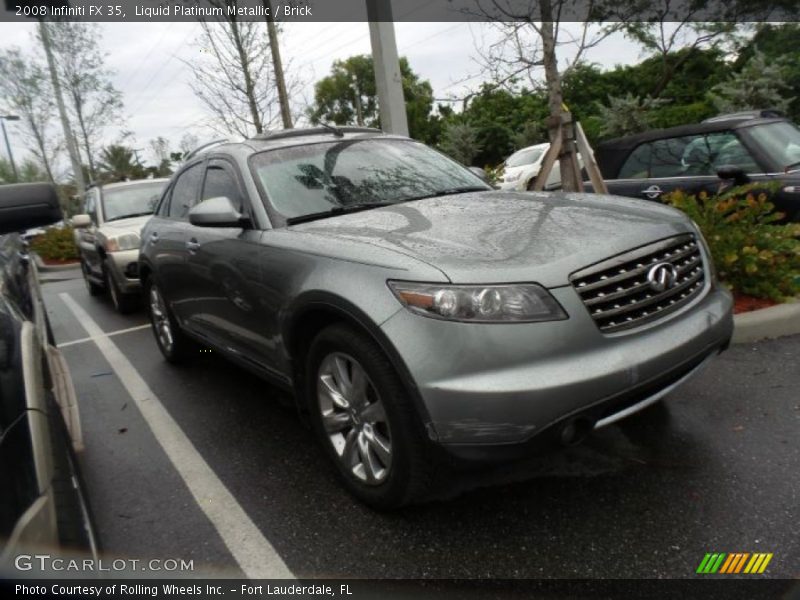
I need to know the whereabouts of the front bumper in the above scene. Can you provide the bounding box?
[107,249,141,294]
[380,283,733,456]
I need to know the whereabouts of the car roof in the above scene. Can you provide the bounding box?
[192,127,407,161]
[94,178,170,190]
[594,117,789,177]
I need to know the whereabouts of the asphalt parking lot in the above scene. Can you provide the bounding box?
[41,269,799,580]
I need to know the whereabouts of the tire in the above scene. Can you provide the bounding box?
[145,277,196,364]
[104,261,137,314]
[306,324,433,509]
[82,260,103,297]
[526,177,538,191]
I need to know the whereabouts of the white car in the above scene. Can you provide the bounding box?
[498,142,582,191]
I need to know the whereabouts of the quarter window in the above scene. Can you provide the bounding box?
[202,164,243,212]
[168,163,203,219]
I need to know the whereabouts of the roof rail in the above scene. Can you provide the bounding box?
[702,109,785,124]
[249,126,383,142]
[183,138,229,161]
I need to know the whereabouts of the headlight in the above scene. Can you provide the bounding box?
[104,233,140,252]
[504,172,520,182]
[388,281,567,323]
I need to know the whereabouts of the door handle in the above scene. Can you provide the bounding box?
[149,232,159,244]
[186,239,201,253]
[641,185,664,200]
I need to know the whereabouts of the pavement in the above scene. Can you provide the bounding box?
[40,273,800,580]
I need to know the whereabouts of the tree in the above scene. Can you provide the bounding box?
[308,55,437,143]
[439,123,482,166]
[733,24,800,121]
[594,93,670,138]
[187,3,283,137]
[709,50,795,114]
[97,145,147,182]
[471,2,626,190]
[42,22,124,181]
[0,157,49,184]
[0,47,60,182]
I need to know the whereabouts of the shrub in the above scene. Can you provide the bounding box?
[664,184,800,301]
[29,226,79,262]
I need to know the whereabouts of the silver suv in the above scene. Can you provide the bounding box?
[74,179,167,313]
[139,128,733,508]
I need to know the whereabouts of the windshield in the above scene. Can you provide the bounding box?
[102,182,165,222]
[747,122,800,170]
[250,138,490,220]
[505,146,545,168]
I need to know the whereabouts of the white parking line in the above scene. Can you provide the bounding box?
[59,293,293,579]
[59,324,151,348]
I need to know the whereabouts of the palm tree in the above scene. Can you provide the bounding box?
[96,144,146,182]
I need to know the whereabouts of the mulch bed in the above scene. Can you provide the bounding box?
[733,293,778,314]
[40,258,80,266]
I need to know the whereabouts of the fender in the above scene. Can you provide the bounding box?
[282,290,435,436]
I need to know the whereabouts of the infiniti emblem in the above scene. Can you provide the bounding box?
[647,262,678,292]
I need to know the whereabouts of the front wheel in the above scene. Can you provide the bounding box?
[146,278,195,363]
[82,261,103,297]
[306,324,432,509]
[105,261,137,314]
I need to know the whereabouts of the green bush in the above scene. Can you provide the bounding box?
[29,226,79,262]
[664,184,800,301]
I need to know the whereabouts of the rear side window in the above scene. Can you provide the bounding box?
[167,163,203,219]
[202,164,243,213]
[649,137,691,178]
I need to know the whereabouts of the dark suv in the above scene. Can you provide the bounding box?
[139,127,732,508]
[592,112,800,221]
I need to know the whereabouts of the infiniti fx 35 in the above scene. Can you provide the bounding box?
[138,127,734,508]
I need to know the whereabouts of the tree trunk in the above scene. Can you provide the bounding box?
[539,3,581,192]
[228,17,263,134]
[262,0,292,129]
[38,22,85,191]
[71,89,96,180]
[27,117,55,183]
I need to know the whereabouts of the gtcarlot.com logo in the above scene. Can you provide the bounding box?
[696,552,773,574]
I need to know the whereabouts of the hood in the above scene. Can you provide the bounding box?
[290,191,695,288]
[100,214,152,236]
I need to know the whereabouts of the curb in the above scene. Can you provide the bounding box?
[732,299,800,344]
[32,252,81,272]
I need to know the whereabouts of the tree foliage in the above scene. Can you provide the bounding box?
[307,55,437,143]
[42,22,124,181]
[710,50,795,114]
[0,47,60,182]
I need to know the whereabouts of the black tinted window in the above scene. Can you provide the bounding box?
[650,137,691,178]
[168,164,203,219]
[202,165,243,212]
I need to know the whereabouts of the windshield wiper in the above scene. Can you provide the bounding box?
[784,160,800,173]
[105,211,153,222]
[285,202,393,226]
[402,186,490,203]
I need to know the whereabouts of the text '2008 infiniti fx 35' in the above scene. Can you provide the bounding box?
[138,127,734,508]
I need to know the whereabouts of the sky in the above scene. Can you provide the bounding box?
[0,21,647,169]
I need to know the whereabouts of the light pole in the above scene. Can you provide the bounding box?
[0,115,20,182]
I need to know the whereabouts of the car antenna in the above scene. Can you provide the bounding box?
[320,123,344,137]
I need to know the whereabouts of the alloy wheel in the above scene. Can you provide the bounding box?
[317,352,392,485]
[149,284,174,354]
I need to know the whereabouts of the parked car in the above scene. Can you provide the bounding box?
[590,111,800,221]
[0,183,98,564]
[498,143,584,191]
[139,127,733,509]
[73,179,168,313]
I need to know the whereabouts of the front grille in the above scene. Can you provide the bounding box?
[571,234,706,333]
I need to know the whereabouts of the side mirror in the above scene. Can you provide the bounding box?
[716,165,750,186]
[0,183,62,235]
[189,196,247,228]
[72,214,92,229]
[468,166,489,182]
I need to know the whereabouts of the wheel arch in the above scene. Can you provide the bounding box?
[283,292,435,439]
